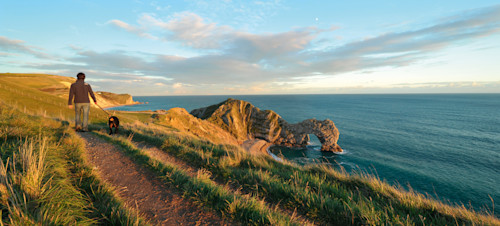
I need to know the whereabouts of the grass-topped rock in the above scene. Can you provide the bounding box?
[190,98,342,152]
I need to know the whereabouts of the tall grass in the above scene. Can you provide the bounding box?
[0,136,93,225]
[93,130,303,225]
[0,104,149,225]
[124,122,500,225]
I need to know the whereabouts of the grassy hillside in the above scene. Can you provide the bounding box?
[0,73,139,109]
[1,73,499,225]
[0,73,150,124]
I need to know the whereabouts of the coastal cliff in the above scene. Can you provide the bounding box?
[190,98,342,152]
[94,91,140,108]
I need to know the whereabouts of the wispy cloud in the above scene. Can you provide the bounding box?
[0,52,18,57]
[10,5,500,95]
[0,36,53,59]
[107,19,159,40]
[161,12,233,48]
[109,4,500,73]
[298,4,500,76]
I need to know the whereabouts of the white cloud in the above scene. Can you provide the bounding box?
[12,5,500,95]
[229,27,321,61]
[109,12,322,54]
[107,19,159,40]
[294,4,500,76]
[0,36,52,59]
[163,12,233,48]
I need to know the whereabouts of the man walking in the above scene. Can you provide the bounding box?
[68,72,97,132]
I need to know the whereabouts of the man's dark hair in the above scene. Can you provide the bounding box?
[77,72,85,79]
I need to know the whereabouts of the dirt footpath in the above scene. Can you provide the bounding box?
[78,132,231,225]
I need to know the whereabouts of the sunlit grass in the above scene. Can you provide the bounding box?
[0,113,94,224]
[0,104,149,225]
[93,130,302,225]
[122,121,500,225]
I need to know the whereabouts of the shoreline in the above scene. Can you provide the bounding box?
[241,139,273,155]
[266,145,284,162]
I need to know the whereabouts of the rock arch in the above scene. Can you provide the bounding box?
[190,99,342,153]
[277,119,342,152]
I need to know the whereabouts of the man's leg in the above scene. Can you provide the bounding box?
[75,103,83,131]
[82,103,90,131]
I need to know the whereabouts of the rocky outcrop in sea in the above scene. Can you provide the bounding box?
[190,98,342,152]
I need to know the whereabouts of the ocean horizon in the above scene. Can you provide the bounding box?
[110,93,500,215]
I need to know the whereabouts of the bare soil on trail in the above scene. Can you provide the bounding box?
[78,132,232,225]
[133,137,316,226]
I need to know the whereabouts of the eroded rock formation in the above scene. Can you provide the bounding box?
[190,99,342,152]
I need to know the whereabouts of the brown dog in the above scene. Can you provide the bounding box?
[108,116,120,135]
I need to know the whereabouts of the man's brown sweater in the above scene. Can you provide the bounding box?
[68,79,97,105]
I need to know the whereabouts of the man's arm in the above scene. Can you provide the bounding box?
[87,84,97,103]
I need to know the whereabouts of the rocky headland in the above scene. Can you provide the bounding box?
[94,91,141,108]
[190,98,342,153]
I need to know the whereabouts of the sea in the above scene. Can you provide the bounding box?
[110,94,500,215]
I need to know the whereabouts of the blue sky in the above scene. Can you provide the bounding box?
[1,1,499,95]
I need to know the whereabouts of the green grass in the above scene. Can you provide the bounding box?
[0,106,92,225]
[92,130,302,225]
[0,136,93,225]
[123,122,500,225]
[0,104,149,225]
